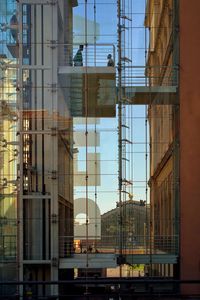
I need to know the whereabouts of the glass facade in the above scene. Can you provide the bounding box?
[0,0,18,295]
[0,0,181,297]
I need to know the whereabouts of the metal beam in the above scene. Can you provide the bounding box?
[59,253,178,269]
[22,195,51,199]
[19,0,57,4]
[125,254,178,265]
[59,254,117,269]
[58,66,116,74]
[23,260,51,264]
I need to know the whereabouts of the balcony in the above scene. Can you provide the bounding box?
[122,65,178,105]
[59,234,179,268]
[58,43,116,117]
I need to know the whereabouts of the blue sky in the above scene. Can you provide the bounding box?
[73,0,150,215]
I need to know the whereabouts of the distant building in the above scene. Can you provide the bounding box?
[146,0,200,295]
[101,200,149,251]
[145,0,177,277]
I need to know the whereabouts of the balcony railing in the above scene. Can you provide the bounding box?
[59,43,116,67]
[59,234,178,258]
[120,65,179,87]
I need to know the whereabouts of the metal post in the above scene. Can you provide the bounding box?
[172,0,180,280]
[50,1,59,296]
[84,0,89,295]
[18,2,24,298]
[117,0,123,277]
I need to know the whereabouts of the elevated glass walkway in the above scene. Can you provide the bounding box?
[58,49,178,117]
[124,86,178,105]
[58,234,179,269]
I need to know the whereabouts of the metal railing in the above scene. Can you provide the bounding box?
[120,65,179,87]
[59,43,116,67]
[59,234,178,258]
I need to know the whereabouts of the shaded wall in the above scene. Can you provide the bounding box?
[180,0,200,294]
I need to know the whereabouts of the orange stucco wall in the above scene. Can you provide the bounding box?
[180,0,200,294]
